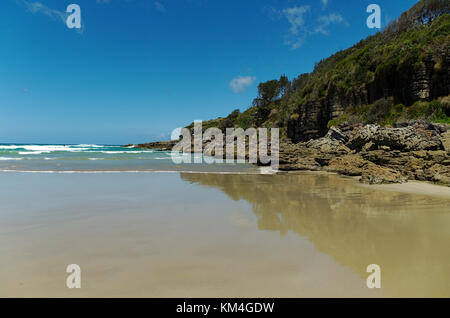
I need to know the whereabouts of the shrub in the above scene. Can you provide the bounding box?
[407,101,430,118]
[439,95,450,116]
[290,113,300,121]
[406,99,450,124]
[365,98,394,124]
[328,113,349,128]
[236,114,253,130]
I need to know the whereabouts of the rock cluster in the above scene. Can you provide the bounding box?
[279,121,450,185]
[134,140,178,151]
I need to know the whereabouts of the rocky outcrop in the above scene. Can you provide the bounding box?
[134,140,178,150]
[287,100,329,142]
[441,130,450,153]
[346,124,443,151]
[279,122,450,186]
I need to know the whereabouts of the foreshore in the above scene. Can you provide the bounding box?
[1,169,449,297]
[363,180,450,197]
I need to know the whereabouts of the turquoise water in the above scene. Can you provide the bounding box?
[0,144,257,173]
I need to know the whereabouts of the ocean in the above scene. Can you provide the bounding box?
[0,144,258,173]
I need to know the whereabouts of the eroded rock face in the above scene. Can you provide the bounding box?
[347,125,443,151]
[326,154,408,184]
[279,123,450,185]
[287,100,329,142]
[327,155,367,177]
[306,127,349,149]
[441,131,450,154]
[286,49,450,143]
[134,140,178,150]
[360,165,408,185]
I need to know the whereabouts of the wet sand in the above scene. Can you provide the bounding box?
[365,180,450,198]
[0,171,449,297]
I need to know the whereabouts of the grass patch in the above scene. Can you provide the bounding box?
[332,97,450,128]
[328,113,349,128]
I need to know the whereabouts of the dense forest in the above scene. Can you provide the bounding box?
[188,0,450,142]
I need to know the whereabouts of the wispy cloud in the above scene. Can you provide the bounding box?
[321,0,329,8]
[18,0,66,24]
[315,13,347,35]
[16,0,85,33]
[282,6,311,36]
[154,1,166,12]
[229,76,256,94]
[271,4,347,49]
[282,5,311,49]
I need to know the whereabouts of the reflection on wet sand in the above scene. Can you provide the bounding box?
[180,172,450,297]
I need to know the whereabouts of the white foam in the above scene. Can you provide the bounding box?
[19,151,45,155]
[0,169,261,175]
[0,157,23,161]
[4,145,90,154]
[75,144,106,148]
[99,151,154,154]
[0,145,21,150]
[0,144,112,153]
[259,167,278,175]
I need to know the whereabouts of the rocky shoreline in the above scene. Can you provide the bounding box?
[278,121,450,186]
[132,121,450,186]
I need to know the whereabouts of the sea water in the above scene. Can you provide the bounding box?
[0,144,258,173]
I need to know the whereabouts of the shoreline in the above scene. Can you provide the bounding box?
[360,179,450,198]
[2,168,450,197]
[281,169,450,196]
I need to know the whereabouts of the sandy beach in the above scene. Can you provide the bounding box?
[363,180,450,198]
[0,171,449,297]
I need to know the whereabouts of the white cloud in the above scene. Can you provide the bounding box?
[279,4,347,49]
[321,0,329,7]
[19,0,66,24]
[282,6,310,35]
[315,13,346,35]
[17,0,85,33]
[154,1,166,12]
[281,6,310,49]
[229,76,256,94]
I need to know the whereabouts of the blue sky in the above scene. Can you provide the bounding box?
[0,0,418,144]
